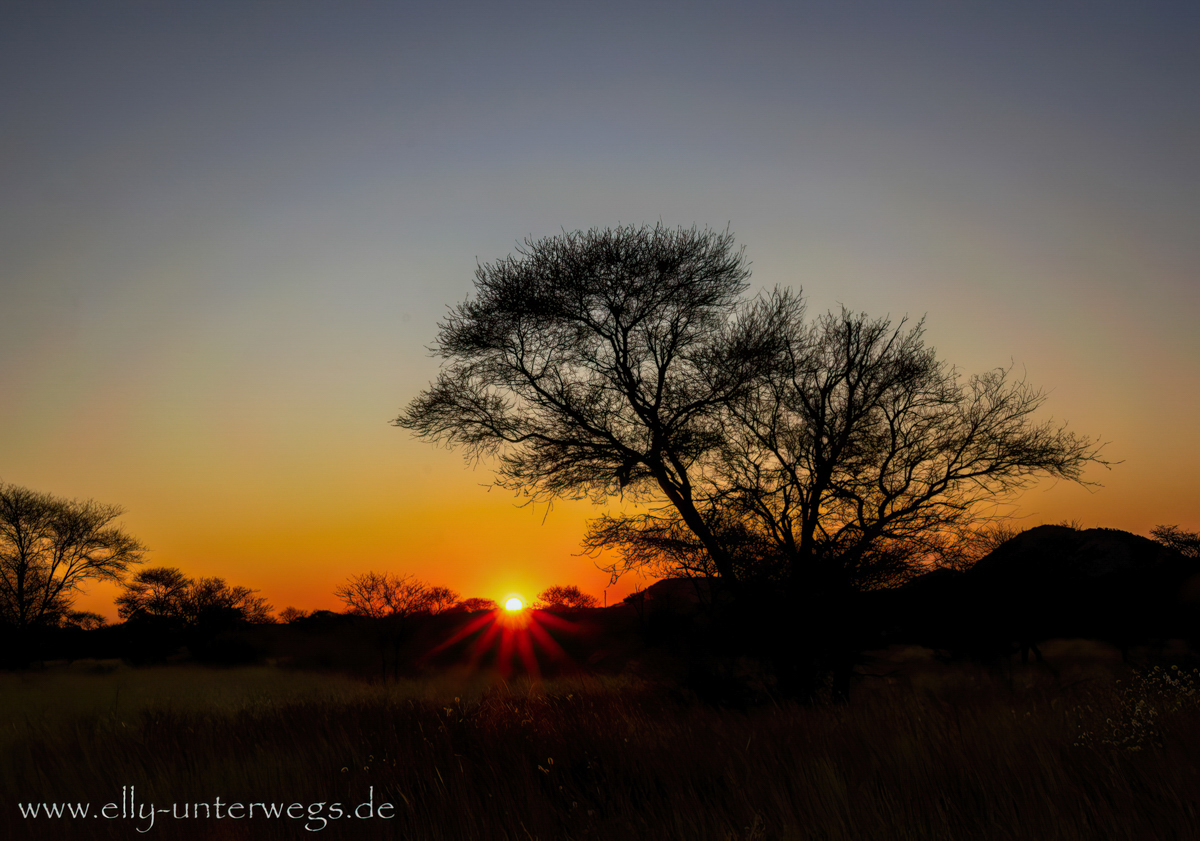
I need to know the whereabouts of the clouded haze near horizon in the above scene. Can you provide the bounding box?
[3,1,1197,620]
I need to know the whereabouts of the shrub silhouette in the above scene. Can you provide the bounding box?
[536,585,599,610]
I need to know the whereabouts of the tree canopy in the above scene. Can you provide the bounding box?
[0,483,144,628]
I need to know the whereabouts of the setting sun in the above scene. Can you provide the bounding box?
[505,596,525,611]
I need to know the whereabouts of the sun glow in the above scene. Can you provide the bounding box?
[424,597,580,681]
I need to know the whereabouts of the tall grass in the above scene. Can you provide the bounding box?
[4,662,1200,840]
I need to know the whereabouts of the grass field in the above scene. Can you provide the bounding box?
[4,659,1200,840]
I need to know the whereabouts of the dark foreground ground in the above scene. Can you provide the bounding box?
[4,644,1200,841]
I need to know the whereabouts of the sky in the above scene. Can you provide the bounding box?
[2,1,1197,621]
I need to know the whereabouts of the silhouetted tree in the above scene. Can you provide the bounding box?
[116,566,272,627]
[398,227,1106,600]
[62,610,107,630]
[334,571,430,678]
[115,566,191,623]
[1151,525,1200,559]
[424,586,461,615]
[0,483,144,630]
[114,566,270,664]
[536,584,598,610]
[186,575,274,626]
[334,572,430,618]
[278,606,310,623]
[453,597,498,612]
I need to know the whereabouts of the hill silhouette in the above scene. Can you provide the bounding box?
[874,525,1200,662]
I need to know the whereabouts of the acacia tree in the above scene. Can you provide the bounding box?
[0,483,144,629]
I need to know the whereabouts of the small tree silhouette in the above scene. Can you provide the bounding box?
[117,567,272,627]
[1151,525,1200,559]
[424,586,461,615]
[116,566,271,663]
[334,572,429,619]
[115,567,191,623]
[62,611,106,630]
[536,585,598,610]
[453,597,498,612]
[278,606,309,623]
[334,571,431,678]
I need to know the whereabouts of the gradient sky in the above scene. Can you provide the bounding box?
[3,2,1197,621]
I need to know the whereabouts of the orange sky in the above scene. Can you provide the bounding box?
[2,4,1197,622]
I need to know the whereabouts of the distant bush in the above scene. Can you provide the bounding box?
[117,567,272,627]
[453,597,498,612]
[536,585,598,610]
[277,606,309,624]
